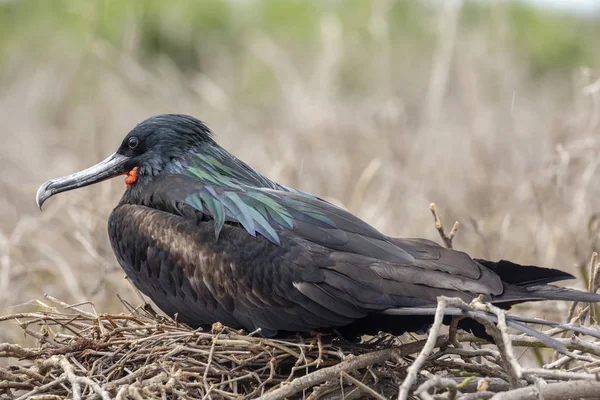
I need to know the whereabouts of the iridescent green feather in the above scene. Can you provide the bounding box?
[246,207,280,245]
[197,190,226,239]
[186,195,204,212]
[221,192,256,236]
[244,192,294,229]
[180,146,335,245]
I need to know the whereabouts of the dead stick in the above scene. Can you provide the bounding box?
[490,380,600,400]
[340,371,387,400]
[398,297,448,400]
[255,348,402,400]
[430,203,459,249]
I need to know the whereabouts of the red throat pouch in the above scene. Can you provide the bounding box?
[125,167,139,188]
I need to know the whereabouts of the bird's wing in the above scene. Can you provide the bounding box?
[171,149,492,280]
[187,183,503,280]
[172,148,418,260]
[133,174,502,294]
[185,185,416,256]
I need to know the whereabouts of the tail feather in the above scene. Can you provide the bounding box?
[496,284,600,304]
[507,314,600,338]
[476,259,575,286]
[374,259,600,355]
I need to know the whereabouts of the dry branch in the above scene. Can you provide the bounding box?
[398,296,449,400]
[430,202,459,249]
[489,380,600,400]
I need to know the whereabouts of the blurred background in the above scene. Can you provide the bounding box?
[1,0,600,347]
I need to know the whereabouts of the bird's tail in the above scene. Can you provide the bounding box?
[381,259,600,354]
[474,258,600,304]
[475,258,577,286]
[496,284,600,304]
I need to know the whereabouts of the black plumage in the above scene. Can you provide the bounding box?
[36,114,600,344]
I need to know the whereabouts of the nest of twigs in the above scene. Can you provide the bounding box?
[0,294,600,400]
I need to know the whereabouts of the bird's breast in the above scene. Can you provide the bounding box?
[107,204,246,327]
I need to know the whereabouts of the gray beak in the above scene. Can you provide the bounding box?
[36,153,131,209]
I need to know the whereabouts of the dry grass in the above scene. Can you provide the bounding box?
[1,0,600,373]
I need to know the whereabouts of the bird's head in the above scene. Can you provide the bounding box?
[36,114,215,209]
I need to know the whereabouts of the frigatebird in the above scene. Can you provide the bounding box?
[36,114,600,348]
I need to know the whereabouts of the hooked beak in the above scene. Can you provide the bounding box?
[36,153,131,209]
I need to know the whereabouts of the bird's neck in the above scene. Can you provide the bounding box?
[119,144,292,206]
[119,172,155,205]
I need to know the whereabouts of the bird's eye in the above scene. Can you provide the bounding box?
[128,137,139,149]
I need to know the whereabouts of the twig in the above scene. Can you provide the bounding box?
[398,297,448,400]
[15,376,68,400]
[39,355,111,400]
[255,348,401,400]
[467,298,523,388]
[0,342,42,358]
[414,375,457,400]
[454,334,600,357]
[589,253,600,324]
[430,203,459,248]
[522,367,599,381]
[340,371,387,400]
[565,252,597,327]
[489,380,600,400]
[459,392,495,400]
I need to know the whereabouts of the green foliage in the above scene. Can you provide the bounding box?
[508,3,599,73]
[255,0,321,42]
[461,1,599,73]
[0,0,238,69]
[0,0,598,75]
